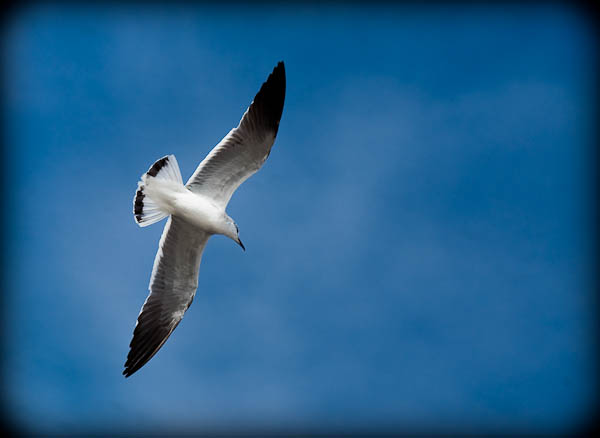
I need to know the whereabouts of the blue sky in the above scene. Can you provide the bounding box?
[1,3,597,435]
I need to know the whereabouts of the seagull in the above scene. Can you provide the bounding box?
[123,62,286,377]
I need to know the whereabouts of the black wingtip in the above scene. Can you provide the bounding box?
[123,357,146,377]
[270,61,285,91]
[249,61,286,135]
[122,358,145,378]
[123,366,138,378]
[123,360,138,378]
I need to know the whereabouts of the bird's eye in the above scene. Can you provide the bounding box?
[235,224,239,233]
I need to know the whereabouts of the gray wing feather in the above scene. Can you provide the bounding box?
[186,62,286,208]
[123,216,210,377]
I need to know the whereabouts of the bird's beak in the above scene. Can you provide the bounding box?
[237,237,245,251]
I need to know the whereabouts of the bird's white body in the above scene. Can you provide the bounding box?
[143,178,230,237]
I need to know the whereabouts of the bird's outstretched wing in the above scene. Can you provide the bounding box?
[186,62,286,208]
[123,216,210,377]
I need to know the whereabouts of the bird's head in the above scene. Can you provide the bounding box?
[225,216,245,251]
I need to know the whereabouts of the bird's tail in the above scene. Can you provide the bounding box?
[133,155,184,227]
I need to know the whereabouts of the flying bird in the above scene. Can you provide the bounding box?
[123,62,286,377]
